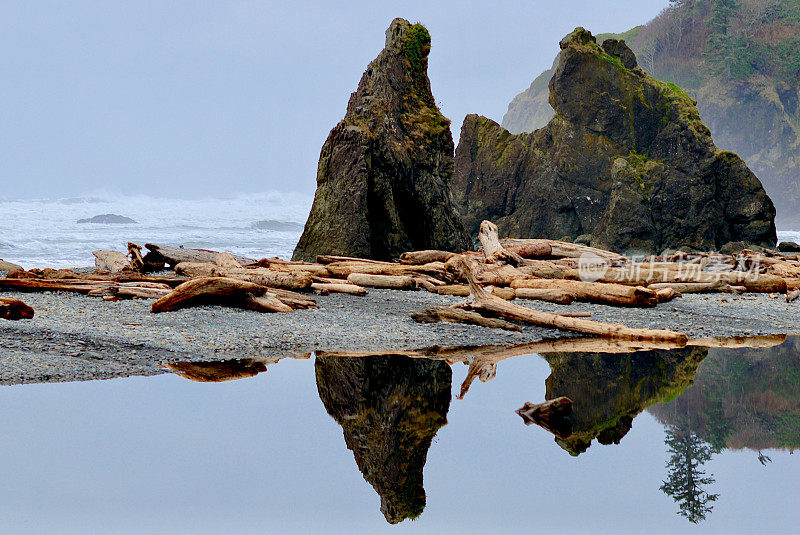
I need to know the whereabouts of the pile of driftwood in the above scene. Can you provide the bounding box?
[2,221,798,341]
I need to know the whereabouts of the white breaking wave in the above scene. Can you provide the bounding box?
[0,191,312,269]
[1,192,797,269]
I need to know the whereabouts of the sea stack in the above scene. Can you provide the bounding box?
[293,18,470,262]
[452,28,777,254]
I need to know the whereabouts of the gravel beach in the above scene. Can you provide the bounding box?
[2,286,799,385]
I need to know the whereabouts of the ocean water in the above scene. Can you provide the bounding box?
[0,192,312,269]
[1,193,798,269]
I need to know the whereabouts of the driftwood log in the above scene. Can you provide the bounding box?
[455,256,689,343]
[346,273,416,290]
[516,397,574,438]
[151,277,294,313]
[511,278,658,308]
[174,262,313,290]
[0,298,34,320]
[479,220,526,266]
[399,250,456,265]
[144,244,256,267]
[310,282,368,295]
[411,306,522,332]
[93,250,131,272]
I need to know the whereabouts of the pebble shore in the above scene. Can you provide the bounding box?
[2,284,799,385]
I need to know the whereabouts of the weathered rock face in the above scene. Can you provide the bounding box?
[315,354,451,524]
[293,19,469,261]
[453,28,777,254]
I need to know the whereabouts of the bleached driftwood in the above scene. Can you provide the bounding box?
[399,250,456,265]
[174,262,312,290]
[311,282,368,295]
[346,273,416,290]
[93,250,131,272]
[144,243,256,267]
[151,277,293,314]
[411,306,522,332]
[511,278,658,308]
[454,256,688,343]
[479,220,525,267]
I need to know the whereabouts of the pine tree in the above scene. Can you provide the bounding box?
[660,424,720,523]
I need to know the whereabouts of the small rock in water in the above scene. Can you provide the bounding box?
[778,241,800,252]
[77,214,137,224]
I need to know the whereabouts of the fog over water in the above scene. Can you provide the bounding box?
[0,1,669,200]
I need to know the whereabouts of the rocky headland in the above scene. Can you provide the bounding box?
[453,28,777,254]
[503,1,800,228]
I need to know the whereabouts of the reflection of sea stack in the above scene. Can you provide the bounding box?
[315,355,451,524]
[521,347,707,455]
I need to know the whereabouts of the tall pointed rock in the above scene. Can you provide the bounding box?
[293,18,469,261]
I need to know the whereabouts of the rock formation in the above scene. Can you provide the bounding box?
[293,19,469,261]
[453,28,777,254]
[503,1,800,228]
[315,354,451,524]
[77,214,137,224]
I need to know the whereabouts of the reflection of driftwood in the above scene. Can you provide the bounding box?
[411,306,522,332]
[455,257,688,343]
[167,359,268,382]
[516,397,573,437]
[688,334,786,348]
[0,298,34,320]
[151,277,293,313]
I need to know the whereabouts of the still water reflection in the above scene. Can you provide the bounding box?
[1,337,798,534]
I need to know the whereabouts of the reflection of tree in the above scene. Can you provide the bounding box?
[315,354,451,524]
[660,423,719,524]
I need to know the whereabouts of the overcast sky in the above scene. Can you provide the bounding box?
[0,1,670,200]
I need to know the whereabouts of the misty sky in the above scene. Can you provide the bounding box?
[0,1,670,200]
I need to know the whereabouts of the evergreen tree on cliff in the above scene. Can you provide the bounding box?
[293,19,470,261]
